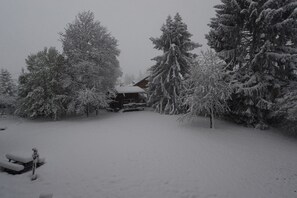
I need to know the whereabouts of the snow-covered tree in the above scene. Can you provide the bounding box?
[16,47,68,120]
[272,81,297,135]
[0,69,17,113]
[206,0,297,127]
[75,88,110,117]
[60,11,122,116]
[181,50,231,128]
[148,13,201,114]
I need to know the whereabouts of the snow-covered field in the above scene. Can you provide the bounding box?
[0,111,297,198]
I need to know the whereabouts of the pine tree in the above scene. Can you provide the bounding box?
[16,47,68,120]
[272,81,297,135]
[60,11,122,116]
[181,50,231,128]
[206,0,297,127]
[148,13,200,114]
[0,69,17,113]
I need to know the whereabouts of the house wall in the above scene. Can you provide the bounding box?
[110,92,146,110]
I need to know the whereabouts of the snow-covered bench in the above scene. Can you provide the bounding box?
[6,154,33,164]
[6,153,45,164]
[0,159,24,174]
[0,153,45,174]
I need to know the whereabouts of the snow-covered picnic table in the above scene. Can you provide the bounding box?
[0,152,45,174]
[0,158,24,172]
[6,153,34,164]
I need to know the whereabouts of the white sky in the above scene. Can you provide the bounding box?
[0,0,220,78]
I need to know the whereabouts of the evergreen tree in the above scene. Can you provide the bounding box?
[181,50,231,128]
[207,0,297,128]
[0,69,17,112]
[148,13,200,114]
[60,11,122,116]
[16,47,68,120]
[272,81,297,135]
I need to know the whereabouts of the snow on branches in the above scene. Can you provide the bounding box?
[181,50,231,128]
[16,47,68,120]
[60,11,122,116]
[207,0,297,127]
[0,69,17,113]
[148,13,200,115]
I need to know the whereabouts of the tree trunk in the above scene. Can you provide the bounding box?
[209,114,212,128]
[86,104,89,117]
[209,107,214,129]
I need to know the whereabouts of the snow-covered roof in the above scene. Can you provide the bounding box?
[115,86,145,94]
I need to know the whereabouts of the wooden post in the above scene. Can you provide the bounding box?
[31,148,39,181]
[86,104,89,117]
[209,114,212,128]
[209,106,214,129]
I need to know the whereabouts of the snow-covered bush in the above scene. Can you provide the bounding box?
[181,50,231,128]
[148,13,200,115]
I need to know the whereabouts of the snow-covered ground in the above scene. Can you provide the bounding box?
[0,111,297,198]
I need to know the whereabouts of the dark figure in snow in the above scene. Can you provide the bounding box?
[31,148,39,180]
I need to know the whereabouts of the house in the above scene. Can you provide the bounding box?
[134,76,149,90]
[109,86,147,112]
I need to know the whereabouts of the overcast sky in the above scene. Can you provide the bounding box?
[0,0,220,78]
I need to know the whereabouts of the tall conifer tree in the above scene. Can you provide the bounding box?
[148,13,200,114]
[0,69,17,111]
[207,0,297,127]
